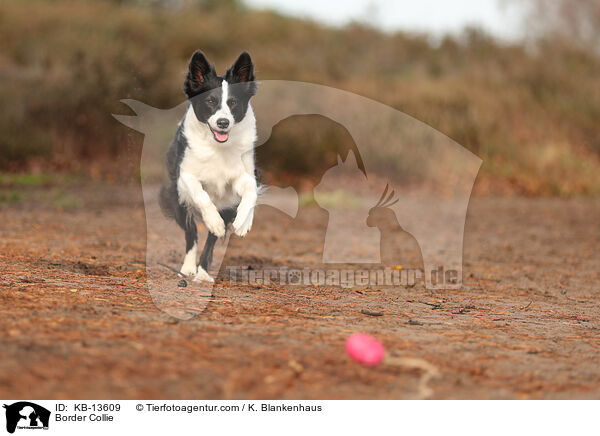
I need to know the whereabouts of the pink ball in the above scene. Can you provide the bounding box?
[345,333,385,367]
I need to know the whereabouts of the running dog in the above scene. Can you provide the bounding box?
[159,50,258,282]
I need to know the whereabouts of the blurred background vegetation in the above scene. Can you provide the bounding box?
[1,0,599,195]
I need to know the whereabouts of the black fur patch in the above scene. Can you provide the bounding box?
[225,51,257,123]
[184,50,256,124]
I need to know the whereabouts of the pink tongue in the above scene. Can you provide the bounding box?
[214,131,229,142]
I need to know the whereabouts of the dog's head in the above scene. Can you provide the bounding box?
[183,50,256,144]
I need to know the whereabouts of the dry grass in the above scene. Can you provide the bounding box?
[1,0,599,195]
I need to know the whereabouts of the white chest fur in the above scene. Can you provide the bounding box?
[179,105,257,210]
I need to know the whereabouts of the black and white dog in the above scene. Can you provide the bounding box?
[160,51,258,282]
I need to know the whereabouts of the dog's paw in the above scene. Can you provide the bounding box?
[180,262,197,277]
[202,208,226,237]
[233,208,254,237]
[193,267,214,283]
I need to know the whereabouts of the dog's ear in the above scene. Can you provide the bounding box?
[184,50,215,97]
[227,51,256,94]
[230,51,254,83]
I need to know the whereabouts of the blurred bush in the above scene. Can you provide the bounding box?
[0,0,599,194]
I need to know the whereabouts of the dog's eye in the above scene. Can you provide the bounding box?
[227,98,238,109]
[206,97,217,106]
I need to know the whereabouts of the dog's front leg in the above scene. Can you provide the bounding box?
[178,172,226,238]
[232,172,258,237]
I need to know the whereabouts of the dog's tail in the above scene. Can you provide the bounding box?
[159,184,176,220]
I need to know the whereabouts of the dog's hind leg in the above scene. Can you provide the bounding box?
[196,209,236,282]
[199,232,218,273]
[173,203,198,277]
[181,223,198,277]
[196,232,216,282]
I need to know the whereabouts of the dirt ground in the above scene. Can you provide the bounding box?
[1,182,599,399]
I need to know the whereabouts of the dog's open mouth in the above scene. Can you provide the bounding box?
[211,128,229,143]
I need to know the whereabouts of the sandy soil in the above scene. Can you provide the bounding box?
[0,183,599,399]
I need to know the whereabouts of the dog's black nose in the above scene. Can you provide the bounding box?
[216,118,229,129]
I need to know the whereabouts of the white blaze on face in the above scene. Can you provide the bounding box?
[220,80,229,110]
[207,80,234,142]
